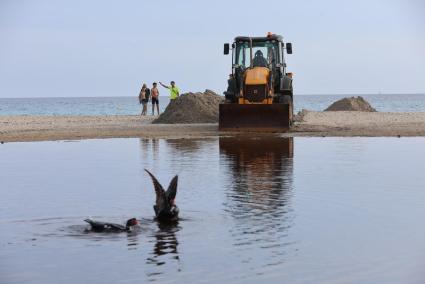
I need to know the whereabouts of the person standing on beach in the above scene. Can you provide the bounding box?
[151,82,160,115]
[138,84,150,116]
[159,81,180,100]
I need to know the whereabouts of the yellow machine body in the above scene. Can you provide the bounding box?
[245,67,269,85]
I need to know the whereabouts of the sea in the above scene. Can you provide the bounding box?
[0,93,424,116]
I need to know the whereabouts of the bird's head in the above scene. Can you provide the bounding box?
[125,218,139,229]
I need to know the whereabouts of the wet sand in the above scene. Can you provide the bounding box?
[1,111,425,142]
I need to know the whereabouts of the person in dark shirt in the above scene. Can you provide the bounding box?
[252,50,268,67]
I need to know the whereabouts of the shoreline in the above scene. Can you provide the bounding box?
[1,112,425,142]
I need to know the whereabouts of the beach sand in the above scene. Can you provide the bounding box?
[291,111,425,137]
[1,112,425,142]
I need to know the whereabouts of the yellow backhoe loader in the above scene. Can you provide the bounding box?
[220,33,293,131]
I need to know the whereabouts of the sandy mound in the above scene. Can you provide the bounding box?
[324,96,377,112]
[294,109,310,122]
[153,90,223,124]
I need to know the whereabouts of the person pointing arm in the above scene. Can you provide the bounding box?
[159,81,169,89]
[159,81,180,100]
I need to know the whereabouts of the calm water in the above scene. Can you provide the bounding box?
[1,137,425,283]
[1,94,425,116]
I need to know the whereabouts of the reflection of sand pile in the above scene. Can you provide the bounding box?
[153,90,223,124]
[325,96,377,112]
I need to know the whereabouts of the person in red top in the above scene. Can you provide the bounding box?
[151,82,160,115]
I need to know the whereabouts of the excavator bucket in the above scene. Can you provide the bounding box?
[219,103,292,132]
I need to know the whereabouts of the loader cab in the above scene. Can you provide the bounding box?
[224,34,290,74]
[234,39,281,69]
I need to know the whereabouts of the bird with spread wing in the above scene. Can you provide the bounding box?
[145,169,179,222]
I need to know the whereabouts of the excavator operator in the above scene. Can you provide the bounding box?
[252,50,268,67]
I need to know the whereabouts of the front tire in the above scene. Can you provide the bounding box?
[279,94,292,104]
[279,94,293,126]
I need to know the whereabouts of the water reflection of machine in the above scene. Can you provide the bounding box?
[219,136,295,266]
[219,136,294,215]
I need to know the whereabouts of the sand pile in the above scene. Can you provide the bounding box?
[294,109,310,122]
[153,89,223,124]
[324,96,377,112]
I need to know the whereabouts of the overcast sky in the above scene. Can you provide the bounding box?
[1,0,424,98]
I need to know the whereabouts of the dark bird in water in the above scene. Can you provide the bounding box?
[84,218,139,232]
[145,169,179,222]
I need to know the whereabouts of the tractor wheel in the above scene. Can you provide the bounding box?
[279,94,293,126]
[279,94,292,104]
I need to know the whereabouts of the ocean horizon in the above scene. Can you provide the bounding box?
[1,93,425,116]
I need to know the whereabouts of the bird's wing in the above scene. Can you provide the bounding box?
[84,219,106,230]
[145,169,166,208]
[166,175,178,201]
[84,218,104,226]
[106,223,126,231]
